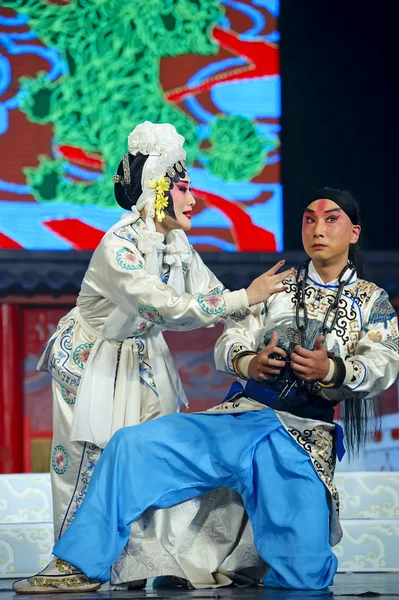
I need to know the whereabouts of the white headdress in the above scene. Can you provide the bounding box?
[111,121,191,293]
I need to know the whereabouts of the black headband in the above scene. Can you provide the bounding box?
[308,188,360,225]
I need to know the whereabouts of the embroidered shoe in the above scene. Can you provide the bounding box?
[13,557,101,594]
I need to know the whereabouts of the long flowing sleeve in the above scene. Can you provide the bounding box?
[81,234,249,332]
[214,305,265,376]
[340,290,399,399]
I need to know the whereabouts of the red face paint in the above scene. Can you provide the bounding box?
[315,199,327,214]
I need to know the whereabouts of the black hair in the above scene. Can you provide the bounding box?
[114,153,188,220]
[310,186,366,279]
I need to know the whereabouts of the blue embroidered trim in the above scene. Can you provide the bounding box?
[58,442,87,539]
[63,443,101,532]
[48,318,81,392]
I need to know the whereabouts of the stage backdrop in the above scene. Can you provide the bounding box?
[0,0,281,252]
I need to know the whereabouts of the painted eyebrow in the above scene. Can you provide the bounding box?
[304,208,342,214]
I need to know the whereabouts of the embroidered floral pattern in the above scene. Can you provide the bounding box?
[61,386,76,405]
[138,305,165,325]
[116,247,144,270]
[128,320,154,338]
[52,445,69,475]
[198,287,226,315]
[72,342,94,369]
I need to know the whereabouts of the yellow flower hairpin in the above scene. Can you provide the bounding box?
[149,175,170,222]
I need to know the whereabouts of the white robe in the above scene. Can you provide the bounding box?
[37,216,248,543]
[112,262,399,587]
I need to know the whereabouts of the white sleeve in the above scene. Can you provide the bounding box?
[82,235,248,332]
[214,305,265,376]
[184,246,226,294]
[341,290,399,399]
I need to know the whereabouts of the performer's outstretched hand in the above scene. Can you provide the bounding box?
[248,331,287,381]
[246,260,294,306]
[291,335,330,381]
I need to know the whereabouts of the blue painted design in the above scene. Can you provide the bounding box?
[52,445,69,475]
[0,54,11,96]
[188,236,236,251]
[254,0,279,17]
[0,30,67,134]
[0,14,29,26]
[64,163,102,181]
[222,0,265,37]
[185,58,246,123]
[0,180,31,194]
[211,76,281,119]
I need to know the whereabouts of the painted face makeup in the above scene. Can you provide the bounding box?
[162,175,196,234]
[302,198,360,264]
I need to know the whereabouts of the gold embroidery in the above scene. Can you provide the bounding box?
[368,330,382,342]
[28,575,93,589]
[55,559,76,574]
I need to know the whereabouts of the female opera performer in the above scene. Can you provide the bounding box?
[14,188,398,593]
[23,121,291,590]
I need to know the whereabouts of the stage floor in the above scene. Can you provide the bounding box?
[1,573,398,600]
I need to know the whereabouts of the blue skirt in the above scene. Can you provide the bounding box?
[54,409,337,590]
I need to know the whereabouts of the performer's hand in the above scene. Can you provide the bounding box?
[291,335,330,381]
[246,261,294,306]
[248,331,287,381]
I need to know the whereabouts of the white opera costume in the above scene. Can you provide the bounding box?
[212,261,399,544]
[37,123,248,558]
[109,261,399,588]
